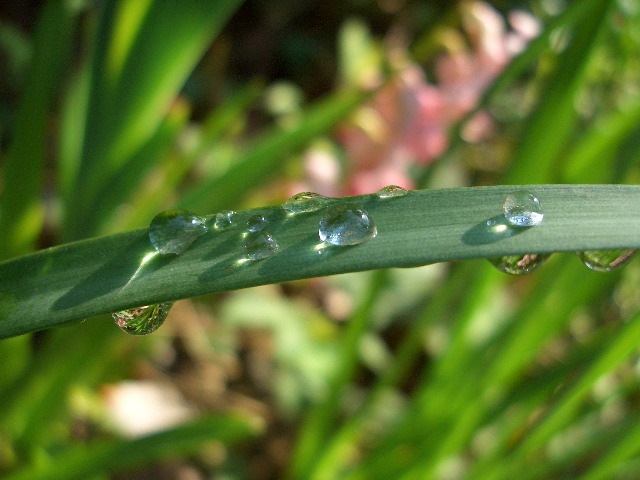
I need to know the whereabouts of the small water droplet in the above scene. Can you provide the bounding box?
[283,192,331,214]
[577,249,636,272]
[319,204,377,246]
[244,232,279,260]
[247,214,268,233]
[149,210,207,255]
[376,185,409,199]
[210,210,236,230]
[112,302,172,335]
[489,253,551,275]
[503,191,543,227]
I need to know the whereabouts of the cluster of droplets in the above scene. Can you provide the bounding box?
[489,191,637,276]
[113,185,636,334]
[488,191,549,276]
[243,213,279,260]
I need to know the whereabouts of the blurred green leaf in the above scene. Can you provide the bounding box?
[0,1,76,260]
[562,98,640,182]
[4,415,260,480]
[504,0,613,183]
[68,0,245,239]
[178,87,372,213]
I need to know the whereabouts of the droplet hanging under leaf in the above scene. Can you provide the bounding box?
[577,249,637,272]
[489,253,551,275]
[112,303,173,335]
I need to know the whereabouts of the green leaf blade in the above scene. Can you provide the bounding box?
[0,185,639,339]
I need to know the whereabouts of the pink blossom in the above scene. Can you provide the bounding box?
[330,1,540,196]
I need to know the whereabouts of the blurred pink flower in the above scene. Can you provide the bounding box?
[332,1,540,195]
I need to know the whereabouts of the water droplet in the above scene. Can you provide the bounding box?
[148,210,207,255]
[577,249,637,272]
[319,204,377,246]
[211,210,236,230]
[246,214,268,233]
[112,302,172,335]
[503,191,544,227]
[376,185,409,199]
[244,232,279,260]
[283,192,331,214]
[489,253,551,275]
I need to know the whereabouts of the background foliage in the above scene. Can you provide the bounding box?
[0,0,639,478]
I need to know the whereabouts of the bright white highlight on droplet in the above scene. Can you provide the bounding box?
[503,192,544,227]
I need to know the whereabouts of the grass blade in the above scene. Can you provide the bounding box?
[69,0,245,239]
[4,415,260,480]
[0,185,638,339]
[0,1,76,259]
[504,0,614,183]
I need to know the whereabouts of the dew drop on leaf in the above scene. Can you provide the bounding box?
[283,192,331,214]
[319,204,377,246]
[376,185,409,199]
[246,214,268,233]
[503,191,543,227]
[148,210,207,255]
[210,210,236,230]
[489,253,551,275]
[244,232,279,260]
[112,303,172,335]
[577,249,636,272]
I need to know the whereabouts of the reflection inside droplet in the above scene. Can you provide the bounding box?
[113,302,173,335]
[489,253,551,275]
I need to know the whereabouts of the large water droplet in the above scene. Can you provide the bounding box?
[244,232,279,260]
[489,253,551,275]
[319,204,377,246]
[211,210,236,230]
[503,192,543,227]
[577,249,637,272]
[247,214,268,233]
[112,302,172,335]
[376,185,409,199]
[149,210,207,255]
[283,192,331,214]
